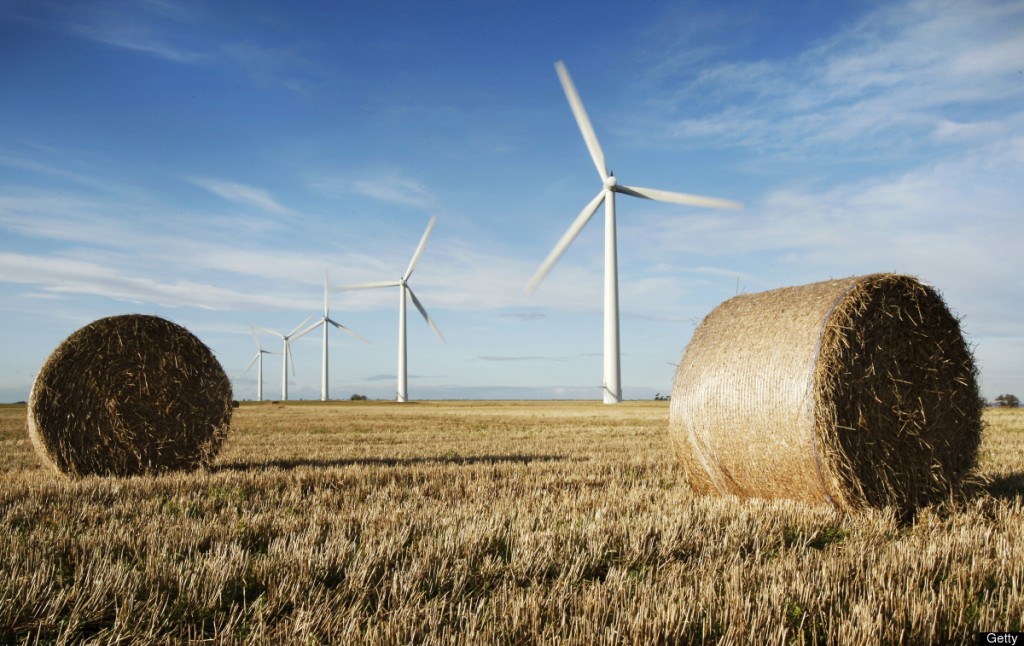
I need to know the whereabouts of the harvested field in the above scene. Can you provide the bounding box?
[1,400,1022,643]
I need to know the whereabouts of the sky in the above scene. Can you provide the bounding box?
[1,0,1022,403]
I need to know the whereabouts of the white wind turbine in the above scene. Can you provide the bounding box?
[244,326,279,402]
[337,216,445,402]
[527,60,742,404]
[255,315,315,401]
[299,271,370,401]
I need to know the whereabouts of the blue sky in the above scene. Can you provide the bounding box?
[1,0,1022,402]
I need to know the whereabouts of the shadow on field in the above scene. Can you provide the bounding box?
[213,454,574,473]
[984,472,1024,500]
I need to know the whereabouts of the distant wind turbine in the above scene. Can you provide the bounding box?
[527,60,742,404]
[255,315,315,401]
[244,325,279,402]
[337,215,445,402]
[299,271,370,401]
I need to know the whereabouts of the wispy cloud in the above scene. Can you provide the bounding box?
[345,172,437,208]
[0,186,278,258]
[14,1,317,89]
[625,136,1024,339]
[0,151,97,186]
[189,177,294,215]
[69,21,208,64]
[0,251,298,310]
[0,191,145,250]
[0,180,336,310]
[219,42,320,92]
[638,0,1024,156]
[51,0,209,64]
[599,0,1024,346]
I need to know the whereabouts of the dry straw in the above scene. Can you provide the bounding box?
[27,314,233,477]
[669,274,982,513]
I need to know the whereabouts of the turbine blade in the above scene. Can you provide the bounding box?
[327,318,371,345]
[293,319,322,341]
[555,61,608,180]
[253,325,284,339]
[526,189,605,294]
[249,325,264,350]
[407,287,446,344]
[617,184,743,210]
[287,314,315,338]
[323,270,329,316]
[404,215,437,280]
[286,341,296,376]
[335,280,402,291]
[244,353,259,374]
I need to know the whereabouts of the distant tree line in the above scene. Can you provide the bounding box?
[993,394,1020,408]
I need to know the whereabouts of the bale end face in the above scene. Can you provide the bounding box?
[27,314,233,477]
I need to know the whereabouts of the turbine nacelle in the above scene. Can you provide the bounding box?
[604,174,617,190]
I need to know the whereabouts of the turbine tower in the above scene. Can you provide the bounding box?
[337,216,445,402]
[527,60,742,404]
[299,271,370,401]
[244,326,279,402]
[255,315,314,401]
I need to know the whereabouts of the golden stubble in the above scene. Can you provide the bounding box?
[1,401,1021,644]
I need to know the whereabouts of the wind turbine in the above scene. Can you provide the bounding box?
[244,326,279,402]
[337,216,445,402]
[299,271,370,401]
[527,60,742,404]
[255,315,314,401]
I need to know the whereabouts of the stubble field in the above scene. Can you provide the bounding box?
[1,400,1022,644]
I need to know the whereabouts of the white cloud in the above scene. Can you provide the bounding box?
[71,22,208,63]
[15,1,316,90]
[0,175,554,316]
[0,252,298,310]
[188,177,294,215]
[346,172,437,209]
[643,0,1024,155]
[623,136,1024,340]
[606,0,1024,357]
[219,42,319,92]
[55,0,208,64]
[0,151,96,185]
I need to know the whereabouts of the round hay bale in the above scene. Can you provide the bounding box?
[669,273,982,513]
[28,314,232,477]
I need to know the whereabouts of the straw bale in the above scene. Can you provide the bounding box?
[27,314,232,477]
[669,273,982,513]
